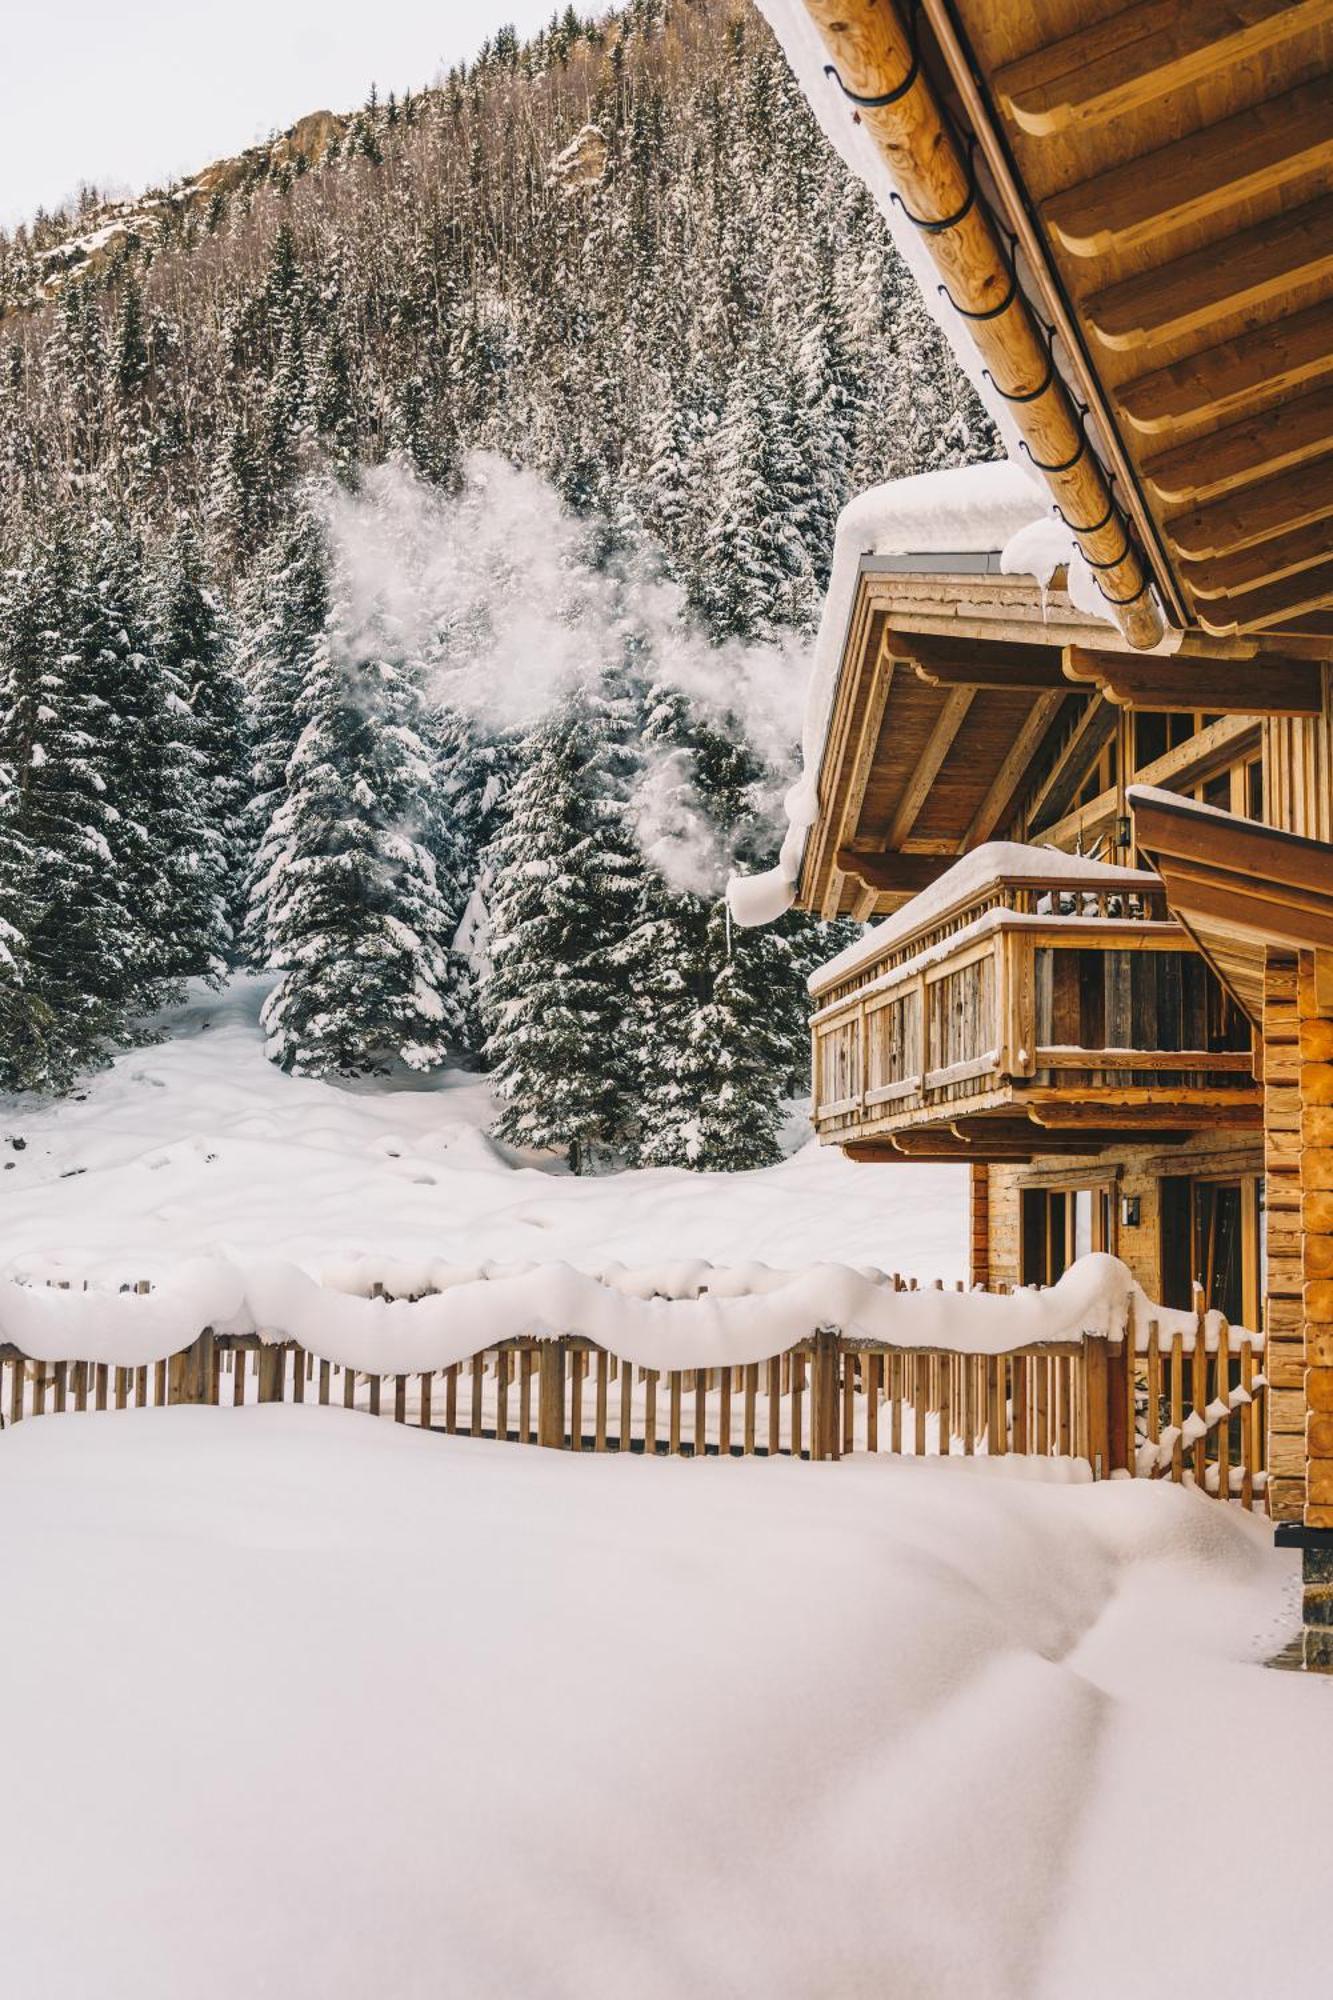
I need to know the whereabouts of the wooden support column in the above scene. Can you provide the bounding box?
[969,1164,990,1290]
[1265,954,1306,1521]
[1300,953,1333,1530]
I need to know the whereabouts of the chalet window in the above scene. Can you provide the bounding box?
[1159,1174,1263,1328]
[1132,711,1199,770]
[1022,1184,1114,1287]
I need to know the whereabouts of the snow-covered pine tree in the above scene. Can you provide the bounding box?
[480,682,644,1172]
[73,516,219,997]
[624,687,809,1172]
[238,502,332,965]
[152,519,250,965]
[251,570,467,1075]
[0,526,147,1087]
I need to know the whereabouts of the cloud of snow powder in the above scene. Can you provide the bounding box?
[321,452,808,893]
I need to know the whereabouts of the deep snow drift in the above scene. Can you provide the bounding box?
[0,1405,1325,2000]
[0,976,966,1286]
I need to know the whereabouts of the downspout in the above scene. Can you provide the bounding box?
[800,0,1166,651]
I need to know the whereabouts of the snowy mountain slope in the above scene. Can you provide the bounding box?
[0,978,966,1283]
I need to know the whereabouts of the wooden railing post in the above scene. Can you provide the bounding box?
[810,1329,842,1462]
[1106,1336,1131,1474]
[538,1340,566,1449]
[256,1343,287,1404]
[167,1328,217,1406]
[1085,1336,1110,1478]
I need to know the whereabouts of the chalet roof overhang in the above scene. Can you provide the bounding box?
[794,0,1333,646]
[1130,786,1333,1025]
[797,556,1328,924]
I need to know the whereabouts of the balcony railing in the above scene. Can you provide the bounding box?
[808,850,1259,1155]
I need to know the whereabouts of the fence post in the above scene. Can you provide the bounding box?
[167,1328,217,1406]
[256,1344,287,1403]
[538,1340,567,1449]
[1085,1336,1110,1478]
[810,1328,842,1462]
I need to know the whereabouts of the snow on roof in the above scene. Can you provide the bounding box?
[808,842,1162,991]
[725,2,1168,932]
[726,463,1059,931]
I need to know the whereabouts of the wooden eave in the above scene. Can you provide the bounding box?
[796,1,1333,641]
[922,0,1333,640]
[796,560,1318,923]
[1131,788,1333,1024]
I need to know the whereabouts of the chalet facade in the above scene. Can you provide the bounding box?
[765,1,1333,1656]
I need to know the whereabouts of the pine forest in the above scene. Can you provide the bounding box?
[0,0,995,1170]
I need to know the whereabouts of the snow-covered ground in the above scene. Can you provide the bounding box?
[0,976,966,1285]
[0,1405,1326,1999]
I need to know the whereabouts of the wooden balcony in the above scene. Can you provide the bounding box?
[808,848,1261,1160]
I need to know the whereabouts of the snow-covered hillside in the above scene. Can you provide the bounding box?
[0,977,966,1284]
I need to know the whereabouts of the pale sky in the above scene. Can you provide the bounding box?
[1,1,561,230]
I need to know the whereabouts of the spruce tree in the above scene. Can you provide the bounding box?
[480,684,643,1172]
[251,576,466,1075]
[0,526,146,1087]
[152,520,249,964]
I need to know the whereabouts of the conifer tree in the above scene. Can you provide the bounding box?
[152,519,249,963]
[0,527,147,1086]
[251,576,467,1075]
[480,684,644,1172]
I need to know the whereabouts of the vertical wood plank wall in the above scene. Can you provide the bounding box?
[1265,957,1305,1523]
[1266,693,1333,846]
[1299,952,1333,1530]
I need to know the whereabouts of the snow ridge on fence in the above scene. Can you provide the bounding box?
[0,1252,1245,1377]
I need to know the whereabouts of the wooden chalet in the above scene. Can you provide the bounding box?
[779,0,1333,1644]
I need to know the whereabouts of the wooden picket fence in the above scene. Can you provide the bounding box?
[0,1282,1267,1505]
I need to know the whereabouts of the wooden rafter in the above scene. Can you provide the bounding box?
[885,630,1070,692]
[1198,560,1333,638]
[1131,790,1333,956]
[832,849,952,896]
[1144,384,1333,507]
[1181,519,1333,602]
[881,687,975,851]
[1062,646,1324,717]
[1086,195,1333,354]
[963,691,1067,845]
[1044,79,1333,261]
[993,0,1333,137]
[1118,301,1333,437]
[1170,457,1333,562]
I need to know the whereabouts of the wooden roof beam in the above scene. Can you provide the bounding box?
[963,692,1068,846]
[881,687,975,851]
[800,0,1164,648]
[1118,301,1333,437]
[1181,519,1333,602]
[885,630,1071,692]
[1144,383,1333,508]
[1044,79,1333,260]
[1170,455,1333,561]
[994,0,1333,138]
[1062,646,1324,717]
[832,850,953,897]
[1197,559,1333,637]
[1085,194,1333,353]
